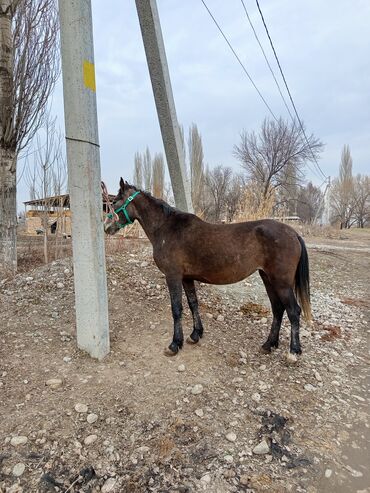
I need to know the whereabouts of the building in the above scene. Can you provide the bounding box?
[24,193,115,237]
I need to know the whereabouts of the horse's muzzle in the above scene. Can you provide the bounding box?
[104,219,118,235]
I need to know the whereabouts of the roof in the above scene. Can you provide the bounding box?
[24,193,116,208]
[24,194,70,207]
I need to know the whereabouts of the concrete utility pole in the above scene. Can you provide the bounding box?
[322,176,331,225]
[59,0,109,359]
[315,176,331,225]
[135,0,193,212]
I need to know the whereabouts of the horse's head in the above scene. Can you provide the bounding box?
[104,178,140,235]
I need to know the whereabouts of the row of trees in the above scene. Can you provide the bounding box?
[132,126,245,223]
[133,148,166,200]
[132,120,326,224]
[132,125,369,229]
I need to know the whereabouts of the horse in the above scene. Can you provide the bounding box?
[104,178,311,361]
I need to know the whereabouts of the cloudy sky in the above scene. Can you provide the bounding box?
[19,0,370,204]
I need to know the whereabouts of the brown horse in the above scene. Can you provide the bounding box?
[104,179,311,360]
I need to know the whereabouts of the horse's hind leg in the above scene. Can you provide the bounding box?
[182,279,204,344]
[165,277,184,355]
[259,270,285,353]
[274,285,302,356]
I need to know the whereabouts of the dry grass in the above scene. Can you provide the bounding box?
[321,325,342,341]
[341,297,370,309]
[296,223,340,238]
[17,234,72,273]
[105,235,127,255]
[237,185,275,222]
[15,233,148,274]
[156,436,176,458]
[240,301,270,317]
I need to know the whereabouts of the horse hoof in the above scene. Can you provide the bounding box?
[186,336,199,345]
[164,347,178,357]
[260,344,272,354]
[286,352,300,364]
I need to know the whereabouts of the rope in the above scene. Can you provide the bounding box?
[101,181,119,223]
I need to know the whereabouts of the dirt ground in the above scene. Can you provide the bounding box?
[0,229,369,493]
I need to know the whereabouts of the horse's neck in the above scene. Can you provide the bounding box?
[135,194,167,243]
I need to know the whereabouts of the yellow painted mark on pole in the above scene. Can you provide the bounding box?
[83,60,96,92]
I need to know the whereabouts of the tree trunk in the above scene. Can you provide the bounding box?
[43,222,48,264]
[0,149,17,275]
[42,167,48,263]
[0,2,16,275]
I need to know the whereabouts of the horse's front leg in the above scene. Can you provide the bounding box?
[165,276,184,355]
[182,279,204,344]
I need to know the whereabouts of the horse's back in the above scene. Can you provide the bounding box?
[158,215,300,285]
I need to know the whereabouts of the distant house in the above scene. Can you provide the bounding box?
[275,215,302,224]
[24,192,116,236]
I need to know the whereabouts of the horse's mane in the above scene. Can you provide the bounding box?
[125,183,181,218]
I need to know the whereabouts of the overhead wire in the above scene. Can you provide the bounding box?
[200,0,326,182]
[239,0,324,181]
[254,0,327,180]
[200,0,278,122]
[239,0,295,123]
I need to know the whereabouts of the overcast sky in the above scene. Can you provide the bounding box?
[18,0,370,205]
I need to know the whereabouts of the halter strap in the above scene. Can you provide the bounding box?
[108,191,140,228]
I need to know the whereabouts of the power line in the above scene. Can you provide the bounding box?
[254,0,327,180]
[239,1,326,181]
[240,0,324,182]
[200,0,326,183]
[241,0,324,182]
[239,0,295,123]
[200,0,278,122]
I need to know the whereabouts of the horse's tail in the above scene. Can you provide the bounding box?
[295,235,312,322]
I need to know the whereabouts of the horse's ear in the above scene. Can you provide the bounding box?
[119,177,125,191]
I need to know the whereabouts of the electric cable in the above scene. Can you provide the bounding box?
[200,0,278,122]
[255,0,327,179]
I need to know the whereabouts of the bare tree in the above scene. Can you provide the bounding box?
[205,165,232,222]
[163,181,174,205]
[188,123,205,214]
[352,174,370,228]
[0,0,59,274]
[330,145,355,228]
[234,118,323,202]
[24,114,66,263]
[225,174,244,222]
[296,182,324,223]
[276,160,301,215]
[152,152,165,198]
[133,151,143,189]
[142,146,152,192]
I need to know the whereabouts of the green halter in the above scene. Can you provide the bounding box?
[108,191,140,229]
